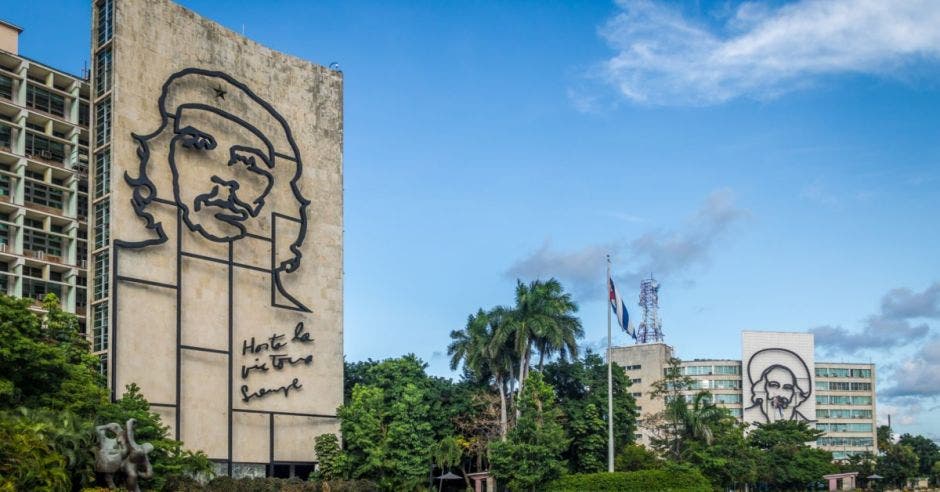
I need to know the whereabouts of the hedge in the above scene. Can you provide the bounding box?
[545,467,711,492]
[156,476,379,492]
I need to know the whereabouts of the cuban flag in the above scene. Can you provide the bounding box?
[609,277,635,339]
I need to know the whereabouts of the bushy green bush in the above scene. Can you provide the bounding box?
[545,464,711,492]
[159,476,379,492]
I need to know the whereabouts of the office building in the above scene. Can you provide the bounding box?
[0,20,90,332]
[610,331,877,460]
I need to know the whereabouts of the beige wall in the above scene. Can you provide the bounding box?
[610,342,672,446]
[107,0,342,465]
[0,22,19,55]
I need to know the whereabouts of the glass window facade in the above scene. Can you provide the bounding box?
[94,150,110,198]
[816,367,872,378]
[23,229,63,257]
[95,99,111,148]
[26,85,66,117]
[25,132,67,163]
[25,179,65,210]
[93,252,109,300]
[816,381,872,392]
[95,49,112,96]
[96,0,114,47]
[0,75,12,100]
[94,202,109,249]
[93,302,109,351]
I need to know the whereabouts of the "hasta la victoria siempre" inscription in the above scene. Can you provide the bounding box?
[239,322,314,402]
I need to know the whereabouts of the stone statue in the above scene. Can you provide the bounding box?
[94,419,154,491]
[95,423,127,488]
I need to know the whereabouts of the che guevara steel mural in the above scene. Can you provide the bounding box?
[111,68,325,462]
[744,348,812,423]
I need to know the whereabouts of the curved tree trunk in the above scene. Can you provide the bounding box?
[496,375,508,439]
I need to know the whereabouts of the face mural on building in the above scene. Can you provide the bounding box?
[745,348,812,423]
[119,67,310,311]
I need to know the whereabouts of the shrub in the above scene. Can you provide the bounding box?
[545,465,711,492]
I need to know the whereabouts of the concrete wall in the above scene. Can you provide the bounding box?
[0,21,19,55]
[610,342,672,446]
[742,331,815,426]
[107,0,342,466]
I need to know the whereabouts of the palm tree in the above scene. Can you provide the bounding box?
[448,306,515,438]
[682,392,725,446]
[530,278,582,371]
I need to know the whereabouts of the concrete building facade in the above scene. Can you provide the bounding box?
[0,20,90,331]
[88,0,344,477]
[610,331,877,460]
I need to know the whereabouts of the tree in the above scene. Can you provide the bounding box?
[877,424,893,450]
[748,420,835,490]
[614,443,662,472]
[877,442,919,489]
[543,352,638,473]
[313,433,342,480]
[449,307,516,438]
[490,372,569,490]
[898,433,940,478]
[336,356,444,489]
[683,408,758,490]
[0,294,108,417]
[647,357,694,461]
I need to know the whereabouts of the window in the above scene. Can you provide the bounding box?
[94,150,110,198]
[851,382,871,391]
[93,302,108,351]
[26,85,66,117]
[852,396,872,405]
[712,379,741,390]
[95,49,112,96]
[714,365,741,375]
[79,102,90,127]
[78,194,88,220]
[0,171,10,197]
[93,252,109,300]
[94,201,109,248]
[95,98,111,147]
[23,229,63,257]
[817,423,872,433]
[851,369,871,378]
[713,394,742,404]
[728,408,742,417]
[0,75,12,100]
[623,364,641,370]
[683,365,713,376]
[631,378,641,384]
[25,179,65,210]
[632,392,642,397]
[0,124,10,149]
[25,132,66,163]
[98,354,108,378]
[817,437,873,447]
[96,0,114,47]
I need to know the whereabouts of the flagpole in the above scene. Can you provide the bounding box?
[607,254,614,472]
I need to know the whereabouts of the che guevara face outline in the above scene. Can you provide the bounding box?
[169,104,275,242]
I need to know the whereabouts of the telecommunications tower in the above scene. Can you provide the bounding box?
[636,275,664,344]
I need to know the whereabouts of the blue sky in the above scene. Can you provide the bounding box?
[7,0,939,439]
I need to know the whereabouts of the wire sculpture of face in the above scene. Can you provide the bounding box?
[746,348,812,423]
[170,108,274,241]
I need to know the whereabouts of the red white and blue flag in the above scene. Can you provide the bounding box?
[609,277,635,339]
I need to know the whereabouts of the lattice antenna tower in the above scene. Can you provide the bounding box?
[636,275,663,344]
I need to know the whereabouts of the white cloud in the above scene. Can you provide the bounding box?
[506,188,749,298]
[595,0,940,105]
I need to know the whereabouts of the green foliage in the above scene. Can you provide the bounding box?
[161,476,379,491]
[748,420,835,490]
[312,433,342,480]
[614,443,662,472]
[0,410,71,491]
[490,372,569,490]
[0,294,108,417]
[543,352,638,474]
[682,409,758,490]
[876,442,920,488]
[337,356,438,489]
[898,432,940,477]
[545,464,711,492]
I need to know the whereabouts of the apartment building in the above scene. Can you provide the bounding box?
[0,20,90,333]
[611,332,878,460]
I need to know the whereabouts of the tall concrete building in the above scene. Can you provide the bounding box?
[610,331,877,460]
[85,0,344,477]
[0,20,90,332]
